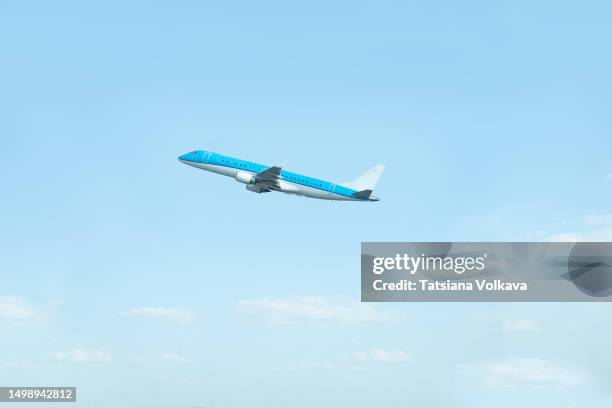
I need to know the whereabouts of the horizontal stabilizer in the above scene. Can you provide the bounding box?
[352,189,373,199]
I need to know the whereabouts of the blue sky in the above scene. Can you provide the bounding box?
[1,0,612,407]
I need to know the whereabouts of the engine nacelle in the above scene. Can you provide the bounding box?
[277,180,299,193]
[246,185,266,194]
[235,171,256,185]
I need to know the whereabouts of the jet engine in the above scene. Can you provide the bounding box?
[246,185,267,194]
[235,171,256,185]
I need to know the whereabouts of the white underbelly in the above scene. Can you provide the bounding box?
[189,162,354,201]
[279,181,355,201]
[190,162,242,177]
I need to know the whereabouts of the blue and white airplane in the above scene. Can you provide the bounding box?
[178,150,384,202]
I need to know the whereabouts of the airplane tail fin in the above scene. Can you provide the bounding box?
[340,164,385,192]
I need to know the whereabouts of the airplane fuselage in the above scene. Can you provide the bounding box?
[178,150,380,202]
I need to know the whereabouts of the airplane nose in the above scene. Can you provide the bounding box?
[178,151,202,165]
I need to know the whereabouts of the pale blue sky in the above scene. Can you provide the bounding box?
[1,1,612,407]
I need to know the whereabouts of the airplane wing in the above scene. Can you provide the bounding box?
[255,166,282,185]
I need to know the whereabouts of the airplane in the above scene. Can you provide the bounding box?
[178,150,384,202]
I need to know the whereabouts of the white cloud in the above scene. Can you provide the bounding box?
[459,358,588,389]
[2,361,64,369]
[125,307,193,323]
[546,214,612,242]
[161,352,189,363]
[289,360,369,371]
[1,362,44,369]
[504,318,539,332]
[130,355,147,363]
[352,349,413,364]
[291,349,412,371]
[290,362,348,370]
[606,173,612,181]
[0,296,43,321]
[547,229,612,242]
[584,214,612,225]
[236,296,389,326]
[51,349,111,363]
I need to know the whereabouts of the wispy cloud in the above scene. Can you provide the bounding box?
[504,318,539,332]
[458,358,588,389]
[290,362,350,370]
[161,352,189,363]
[0,296,44,321]
[546,214,612,242]
[2,361,64,369]
[352,349,413,364]
[124,307,194,323]
[547,230,612,241]
[606,173,612,181]
[236,296,389,326]
[2,362,44,369]
[584,214,612,225]
[50,349,111,363]
[292,349,412,371]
